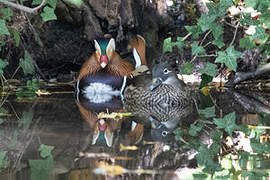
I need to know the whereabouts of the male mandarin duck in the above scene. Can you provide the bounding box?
[76,34,146,103]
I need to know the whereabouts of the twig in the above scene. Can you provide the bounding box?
[11,66,20,79]
[199,30,212,46]
[230,22,240,46]
[182,32,192,41]
[197,54,217,58]
[0,0,46,13]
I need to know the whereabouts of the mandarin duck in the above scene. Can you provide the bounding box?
[76,35,146,103]
[76,97,123,147]
[124,58,194,131]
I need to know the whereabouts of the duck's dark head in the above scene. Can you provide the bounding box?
[151,62,179,90]
[94,37,115,68]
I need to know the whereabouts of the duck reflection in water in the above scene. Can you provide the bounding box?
[124,56,195,142]
[75,34,146,148]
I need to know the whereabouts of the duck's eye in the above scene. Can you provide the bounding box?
[163,68,170,74]
[162,131,168,137]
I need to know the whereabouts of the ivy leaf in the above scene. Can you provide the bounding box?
[12,29,20,47]
[46,0,57,9]
[18,110,33,130]
[19,50,35,75]
[251,25,269,44]
[239,37,256,49]
[39,144,54,158]
[196,144,222,173]
[180,62,194,75]
[219,0,234,12]
[212,39,225,48]
[214,112,237,135]
[200,74,213,88]
[211,23,223,40]
[174,37,185,53]
[208,0,233,18]
[260,12,270,28]
[0,19,10,35]
[32,0,42,5]
[244,0,258,8]
[0,151,9,169]
[198,106,216,118]
[246,0,269,12]
[40,7,57,22]
[191,42,205,56]
[0,59,8,75]
[1,8,13,21]
[199,62,217,77]
[239,13,260,26]
[63,0,83,8]
[198,14,216,32]
[29,156,54,180]
[163,37,173,53]
[189,121,204,136]
[185,25,202,39]
[215,46,242,72]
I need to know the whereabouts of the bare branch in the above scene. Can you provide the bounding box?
[230,22,240,46]
[0,0,46,13]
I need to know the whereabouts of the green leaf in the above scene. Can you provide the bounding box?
[12,29,20,47]
[219,0,234,12]
[163,37,173,53]
[245,0,258,8]
[173,128,187,141]
[200,74,213,88]
[8,131,18,149]
[18,110,33,130]
[180,62,194,75]
[19,50,35,75]
[185,25,202,39]
[250,139,270,154]
[239,13,260,26]
[0,119,4,124]
[1,8,13,21]
[29,156,54,180]
[199,62,217,77]
[214,112,237,135]
[198,106,216,118]
[174,37,185,52]
[239,37,256,49]
[260,11,270,28]
[211,24,223,39]
[245,0,269,12]
[189,121,204,136]
[0,59,8,75]
[251,25,269,44]
[215,46,242,72]
[32,0,42,5]
[0,151,9,169]
[63,0,83,7]
[238,151,249,168]
[191,42,205,56]
[212,39,225,48]
[196,144,222,173]
[0,19,10,35]
[46,0,57,9]
[39,144,54,158]
[40,7,57,22]
[198,14,216,32]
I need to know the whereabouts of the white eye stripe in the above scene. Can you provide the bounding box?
[163,68,171,74]
[106,38,115,53]
[94,40,101,55]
